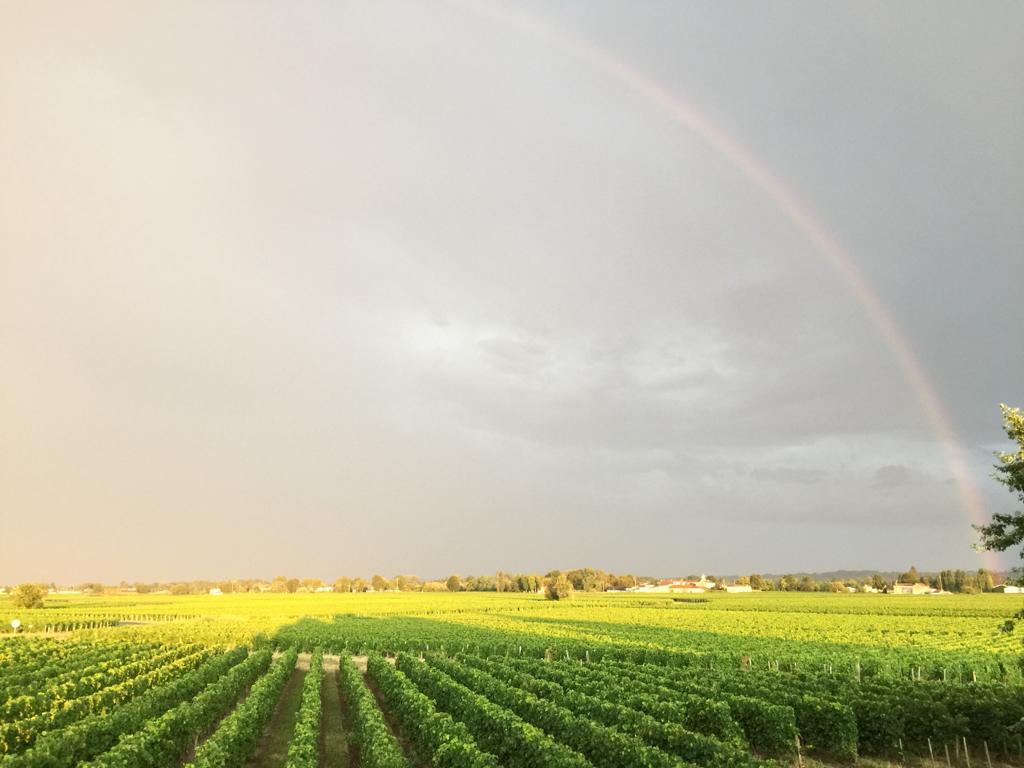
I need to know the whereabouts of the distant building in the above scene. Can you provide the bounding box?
[725,584,753,593]
[636,580,674,593]
[994,584,1023,594]
[209,588,223,595]
[636,574,720,594]
[671,584,708,594]
[891,582,933,595]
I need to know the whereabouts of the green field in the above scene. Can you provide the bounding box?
[2,591,1023,767]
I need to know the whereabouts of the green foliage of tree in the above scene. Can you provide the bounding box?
[898,565,921,583]
[545,573,574,600]
[565,567,609,592]
[749,574,769,591]
[797,575,817,592]
[975,404,1024,637]
[516,573,542,592]
[10,583,46,609]
[465,574,496,591]
[976,405,1024,563]
[611,574,638,590]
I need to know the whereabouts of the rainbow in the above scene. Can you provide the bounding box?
[460,0,998,571]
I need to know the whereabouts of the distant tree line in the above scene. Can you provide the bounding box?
[740,566,1001,594]
[3,565,1005,601]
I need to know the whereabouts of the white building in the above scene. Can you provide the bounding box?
[891,582,933,595]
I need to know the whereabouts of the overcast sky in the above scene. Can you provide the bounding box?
[2,1,1022,583]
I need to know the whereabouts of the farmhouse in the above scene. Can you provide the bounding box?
[891,582,933,595]
[635,574,719,593]
[725,584,753,593]
[672,585,707,594]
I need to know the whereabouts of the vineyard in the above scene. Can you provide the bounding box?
[1,592,1023,767]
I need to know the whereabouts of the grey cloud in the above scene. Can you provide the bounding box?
[873,465,914,488]
[752,467,829,485]
[0,1,1020,581]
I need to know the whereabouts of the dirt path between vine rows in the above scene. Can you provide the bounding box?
[244,654,309,768]
[318,655,353,768]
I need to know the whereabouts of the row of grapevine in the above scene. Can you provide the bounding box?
[497,655,796,758]
[488,653,745,742]
[79,648,271,768]
[1,643,201,721]
[365,654,499,768]
[741,662,1024,752]
[274,613,1020,685]
[423,654,690,768]
[395,653,590,768]
[186,647,298,768]
[600,659,858,762]
[610,656,1024,758]
[0,647,247,768]
[0,620,119,636]
[283,649,323,768]
[1,647,215,754]
[338,655,408,768]
[0,641,161,700]
[448,654,770,768]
